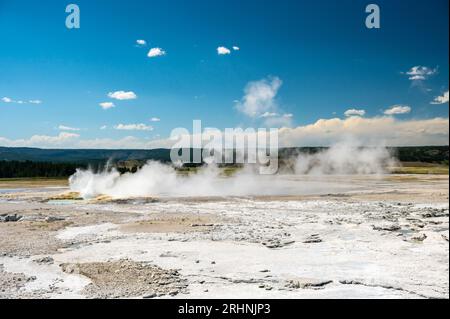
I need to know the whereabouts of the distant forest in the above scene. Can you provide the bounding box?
[0,161,85,178]
[0,146,448,178]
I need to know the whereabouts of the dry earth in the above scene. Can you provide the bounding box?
[0,175,448,299]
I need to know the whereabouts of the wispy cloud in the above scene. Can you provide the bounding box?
[232,46,240,51]
[217,46,231,55]
[150,117,161,122]
[107,91,137,100]
[147,47,166,58]
[99,102,115,110]
[0,132,80,148]
[431,91,449,105]
[404,66,437,82]
[58,125,80,131]
[235,76,293,127]
[344,109,366,117]
[260,112,279,118]
[235,76,282,118]
[1,97,42,104]
[114,123,153,131]
[384,105,411,115]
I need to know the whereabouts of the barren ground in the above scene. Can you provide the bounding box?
[0,175,448,299]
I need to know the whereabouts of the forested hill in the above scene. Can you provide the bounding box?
[0,147,171,164]
[0,146,448,178]
[0,146,449,164]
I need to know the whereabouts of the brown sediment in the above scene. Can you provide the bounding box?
[119,213,223,234]
[0,221,67,257]
[46,192,82,201]
[88,195,159,204]
[0,201,139,257]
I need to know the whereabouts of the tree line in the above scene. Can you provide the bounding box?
[0,160,85,178]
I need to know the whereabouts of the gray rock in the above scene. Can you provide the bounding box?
[0,214,23,222]
[411,233,427,242]
[286,278,333,289]
[33,256,54,265]
[303,234,322,243]
[45,216,65,222]
[372,224,401,232]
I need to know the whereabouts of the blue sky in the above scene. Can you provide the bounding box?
[0,0,448,148]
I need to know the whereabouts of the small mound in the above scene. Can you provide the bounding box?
[60,259,188,298]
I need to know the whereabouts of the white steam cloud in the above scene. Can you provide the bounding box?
[69,139,397,199]
[293,139,397,175]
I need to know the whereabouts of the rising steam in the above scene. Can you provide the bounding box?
[293,140,397,175]
[69,140,397,199]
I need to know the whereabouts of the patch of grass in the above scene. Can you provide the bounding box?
[46,192,82,201]
[0,177,68,189]
[390,166,449,175]
[175,166,242,177]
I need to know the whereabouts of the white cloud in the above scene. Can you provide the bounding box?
[384,105,411,115]
[217,46,231,55]
[405,66,437,81]
[136,39,146,46]
[0,132,80,148]
[147,47,166,58]
[1,97,42,104]
[260,112,279,118]
[114,123,153,131]
[236,76,282,118]
[431,91,449,105]
[278,117,449,147]
[150,117,161,122]
[283,113,293,118]
[58,125,80,131]
[107,91,137,100]
[100,125,107,130]
[232,46,240,51]
[99,102,115,109]
[0,134,168,149]
[344,109,366,117]
[1,117,448,148]
[409,75,425,81]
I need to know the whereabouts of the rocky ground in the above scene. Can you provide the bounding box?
[0,175,448,299]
